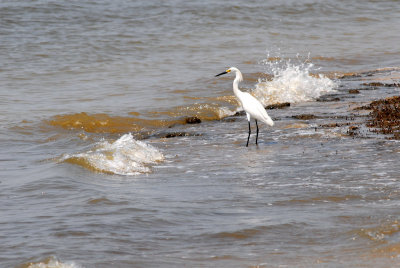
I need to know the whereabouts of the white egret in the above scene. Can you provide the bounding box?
[216,67,274,146]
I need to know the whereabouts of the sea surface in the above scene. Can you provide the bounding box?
[1,0,400,267]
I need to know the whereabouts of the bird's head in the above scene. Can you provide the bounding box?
[215,67,243,82]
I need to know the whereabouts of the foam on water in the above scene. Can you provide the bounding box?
[23,256,81,268]
[252,55,338,105]
[60,133,164,175]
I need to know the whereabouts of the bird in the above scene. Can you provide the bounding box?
[216,67,274,147]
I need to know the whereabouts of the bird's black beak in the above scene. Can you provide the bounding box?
[215,71,228,77]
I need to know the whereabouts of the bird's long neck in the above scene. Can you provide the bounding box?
[232,71,243,99]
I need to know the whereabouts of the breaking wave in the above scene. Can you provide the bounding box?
[22,256,81,268]
[60,133,164,175]
[252,54,338,105]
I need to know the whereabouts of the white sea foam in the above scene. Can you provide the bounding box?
[253,55,338,105]
[61,133,164,175]
[26,256,82,268]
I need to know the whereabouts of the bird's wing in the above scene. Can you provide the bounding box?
[241,93,274,126]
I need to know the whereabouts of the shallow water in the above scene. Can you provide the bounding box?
[1,1,400,267]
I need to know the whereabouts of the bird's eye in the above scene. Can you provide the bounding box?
[226,69,231,73]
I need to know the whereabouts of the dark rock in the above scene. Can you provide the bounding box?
[265,102,290,109]
[292,114,318,120]
[363,82,385,87]
[362,82,400,87]
[319,122,353,128]
[348,89,360,94]
[185,116,201,124]
[347,125,359,136]
[234,111,246,117]
[366,96,400,138]
[156,132,202,138]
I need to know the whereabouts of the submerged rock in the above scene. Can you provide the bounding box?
[185,116,202,124]
[292,114,318,120]
[362,82,400,87]
[265,102,291,109]
[156,132,202,138]
[348,89,360,94]
[319,122,348,128]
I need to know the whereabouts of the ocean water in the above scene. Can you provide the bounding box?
[1,0,400,267]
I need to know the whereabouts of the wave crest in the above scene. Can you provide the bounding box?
[60,133,164,175]
[22,256,81,268]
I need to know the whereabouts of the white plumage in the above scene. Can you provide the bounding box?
[216,67,274,146]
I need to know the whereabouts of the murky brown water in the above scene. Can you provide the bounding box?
[1,1,400,267]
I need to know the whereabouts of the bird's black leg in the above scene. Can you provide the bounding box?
[246,121,251,147]
[255,119,259,145]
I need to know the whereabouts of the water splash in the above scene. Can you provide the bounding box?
[60,133,164,175]
[253,53,338,105]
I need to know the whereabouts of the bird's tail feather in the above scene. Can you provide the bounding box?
[262,114,274,127]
